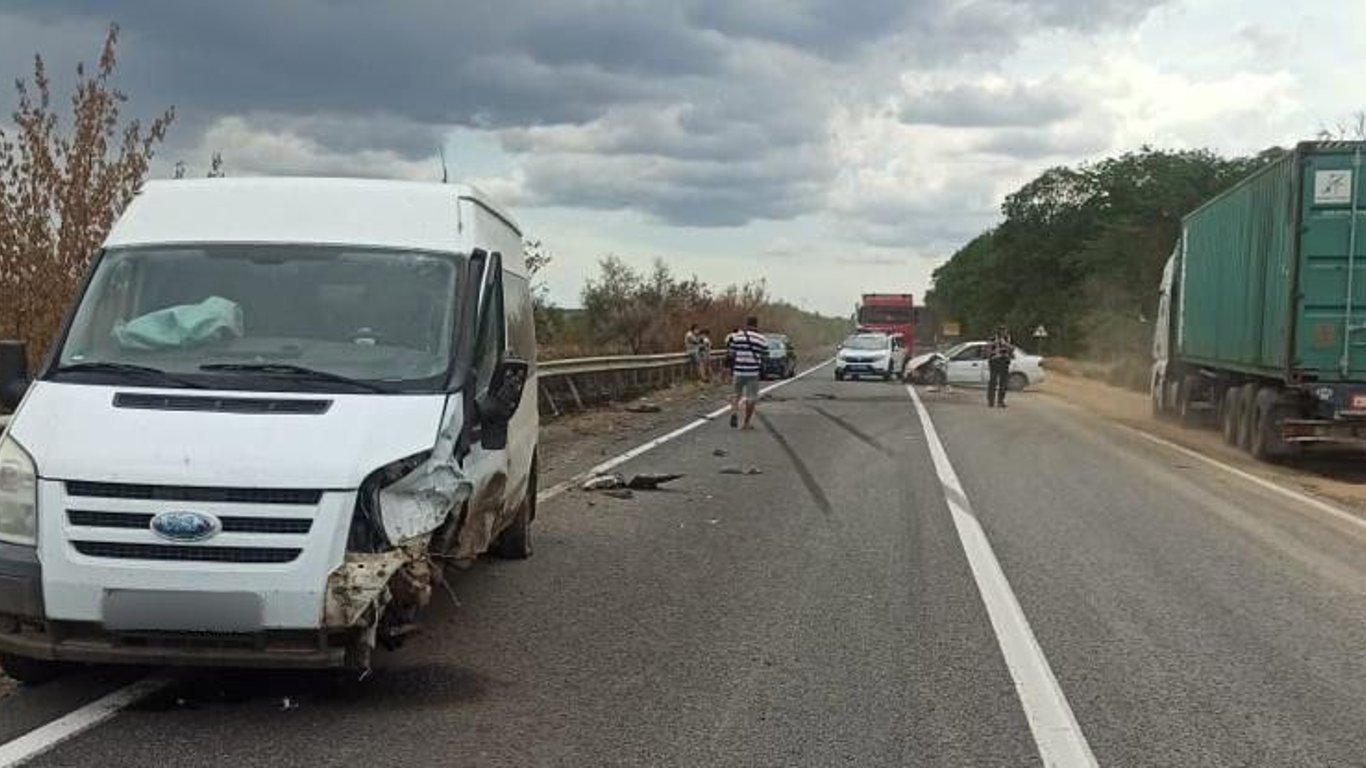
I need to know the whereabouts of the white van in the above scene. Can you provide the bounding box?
[0,178,538,682]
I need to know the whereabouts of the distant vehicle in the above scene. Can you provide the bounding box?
[0,178,538,682]
[835,332,907,381]
[906,341,1045,390]
[762,333,797,379]
[856,294,915,357]
[1152,141,1366,461]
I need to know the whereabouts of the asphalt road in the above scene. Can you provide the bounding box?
[8,371,1366,766]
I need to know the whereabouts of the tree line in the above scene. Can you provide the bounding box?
[924,146,1287,364]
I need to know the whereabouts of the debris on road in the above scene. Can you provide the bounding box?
[712,448,729,457]
[583,473,626,490]
[807,393,837,400]
[626,473,685,490]
[719,466,763,476]
[603,488,635,500]
[623,402,663,413]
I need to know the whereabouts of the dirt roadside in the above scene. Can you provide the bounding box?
[1039,373,1366,515]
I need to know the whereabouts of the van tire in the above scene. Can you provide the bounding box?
[493,456,536,560]
[0,653,68,686]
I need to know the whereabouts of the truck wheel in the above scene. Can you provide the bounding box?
[1235,383,1259,450]
[0,653,68,686]
[1223,385,1245,445]
[1177,375,1201,426]
[1250,388,1295,462]
[1007,372,1028,392]
[493,456,536,559]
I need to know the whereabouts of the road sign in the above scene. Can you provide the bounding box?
[942,321,962,337]
[1033,325,1048,339]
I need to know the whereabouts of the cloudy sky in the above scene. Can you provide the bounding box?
[2,1,1363,315]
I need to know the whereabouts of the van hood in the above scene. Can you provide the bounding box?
[8,382,450,488]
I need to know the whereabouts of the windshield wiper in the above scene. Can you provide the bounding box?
[198,363,393,393]
[53,361,208,389]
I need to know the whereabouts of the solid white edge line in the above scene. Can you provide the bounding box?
[1119,425,1366,534]
[907,384,1099,768]
[0,675,171,768]
[537,358,835,503]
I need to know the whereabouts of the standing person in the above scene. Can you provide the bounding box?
[720,326,739,383]
[684,324,704,381]
[728,317,769,429]
[699,328,714,383]
[986,324,1014,408]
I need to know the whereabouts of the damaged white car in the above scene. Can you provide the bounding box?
[0,178,539,682]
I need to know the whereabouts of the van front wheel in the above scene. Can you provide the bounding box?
[0,653,68,686]
[493,456,536,560]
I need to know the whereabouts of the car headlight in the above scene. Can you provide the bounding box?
[0,434,38,546]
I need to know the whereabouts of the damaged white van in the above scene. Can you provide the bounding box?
[0,178,538,682]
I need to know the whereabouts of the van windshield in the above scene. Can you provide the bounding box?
[53,244,463,393]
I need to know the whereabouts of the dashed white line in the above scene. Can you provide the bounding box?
[537,358,834,503]
[0,675,171,768]
[907,384,1099,768]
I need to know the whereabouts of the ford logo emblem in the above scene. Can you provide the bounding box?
[150,511,221,542]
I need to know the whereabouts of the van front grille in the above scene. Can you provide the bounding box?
[72,541,301,564]
[66,482,322,506]
[67,510,312,535]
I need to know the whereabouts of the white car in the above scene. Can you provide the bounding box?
[835,333,907,381]
[906,341,1046,390]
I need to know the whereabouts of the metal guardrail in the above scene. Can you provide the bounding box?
[537,350,723,378]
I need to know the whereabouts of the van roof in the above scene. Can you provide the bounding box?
[105,177,520,256]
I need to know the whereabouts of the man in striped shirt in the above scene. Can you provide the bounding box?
[728,316,769,429]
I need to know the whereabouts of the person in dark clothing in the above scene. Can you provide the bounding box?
[986,325,1014,408]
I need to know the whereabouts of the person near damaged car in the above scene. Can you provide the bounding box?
[987,325,1013,408]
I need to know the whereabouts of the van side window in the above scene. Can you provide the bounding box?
[502,273,536,366]
[473,273,505,394]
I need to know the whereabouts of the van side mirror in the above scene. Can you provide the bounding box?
[476,357,529,449]
[0,341,30,412]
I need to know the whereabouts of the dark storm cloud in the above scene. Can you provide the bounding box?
[0,0,1169,229]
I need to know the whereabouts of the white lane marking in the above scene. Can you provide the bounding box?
[1121,426,1366,535]
[907,385,1099,768]
[0,675,171,767]
[537,358,835,503]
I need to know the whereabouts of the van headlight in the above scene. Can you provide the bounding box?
[0,435,38,547]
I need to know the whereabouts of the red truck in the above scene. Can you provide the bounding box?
[856,293,916,356]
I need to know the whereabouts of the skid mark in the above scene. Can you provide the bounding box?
[809,405,894,457]
[757,413,834,516]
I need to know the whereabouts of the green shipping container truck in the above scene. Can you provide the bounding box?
[1152,141,1366,460]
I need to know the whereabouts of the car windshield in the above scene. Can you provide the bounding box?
[53,244,462,392]
[844,335,889,351]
